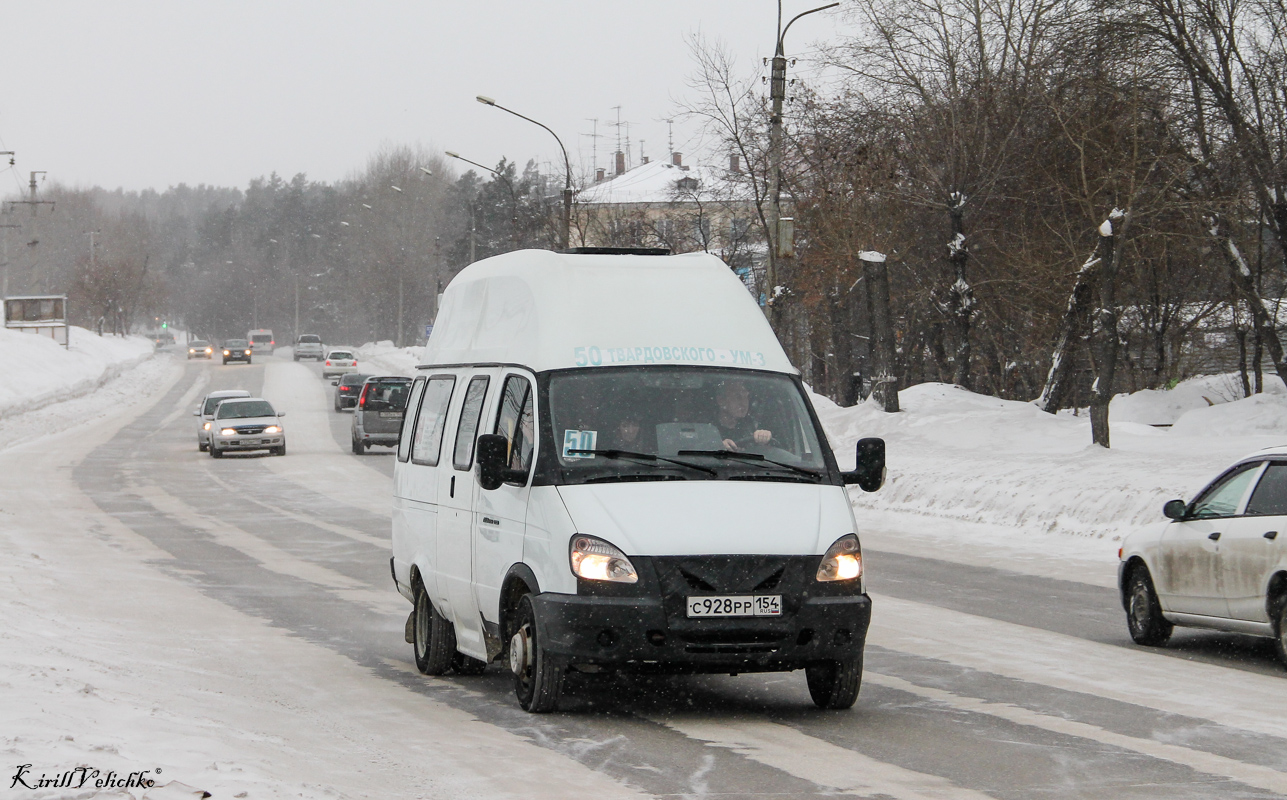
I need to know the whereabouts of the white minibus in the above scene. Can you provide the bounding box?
[390,249,884,712]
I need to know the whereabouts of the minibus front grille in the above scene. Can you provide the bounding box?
[680,630,785,655]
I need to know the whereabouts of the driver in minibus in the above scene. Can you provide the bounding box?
[714,379,772,451]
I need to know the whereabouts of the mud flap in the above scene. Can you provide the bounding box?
[404,611,415,644]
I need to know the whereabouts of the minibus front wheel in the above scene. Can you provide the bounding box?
[413,581,455,676]
[510,594,566,713]
[806,654,863,710]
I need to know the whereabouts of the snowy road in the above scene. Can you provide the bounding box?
[5,351,1286,799]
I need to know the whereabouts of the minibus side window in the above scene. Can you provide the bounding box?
[453,376,491,470]
[397,377,426,463]
[494,375,535,476]
[411,376,456,466]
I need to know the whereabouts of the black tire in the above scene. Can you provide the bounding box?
[210,444,223,459]
[1273,599,1287,670]
[806,653,863,710]
[275,444,286,456]
[351,436,363,455]
[453,652,489,675]
[198,442,207,452]
[413,581,455,675]
[1126,566,1173,647]
[511,594,565,713]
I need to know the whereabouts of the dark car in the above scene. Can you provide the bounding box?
[222,338,253,365]
[332,373,372,411]
[351,376,412,453]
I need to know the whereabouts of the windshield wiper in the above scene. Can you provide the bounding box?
[676,450,822,479]
[567,449,718,476]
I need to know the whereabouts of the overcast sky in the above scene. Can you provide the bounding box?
[0,1,849,194]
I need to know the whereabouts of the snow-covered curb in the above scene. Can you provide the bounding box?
[0,326,156,420]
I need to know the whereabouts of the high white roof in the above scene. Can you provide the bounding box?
[420,249,794,374]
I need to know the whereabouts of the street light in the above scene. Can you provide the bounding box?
[446,150,521,249]
[765,1,838,325]
[476,94,572,250]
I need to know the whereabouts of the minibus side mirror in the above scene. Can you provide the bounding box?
[842,437,885,492]
[331,380,339,386]
[1163,499,1187,520]
[192,409,200,416]
[277,411,287,417]
[476,434,527,490]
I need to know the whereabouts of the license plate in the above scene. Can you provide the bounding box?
[686,595,782,618]
[379,412,402,419]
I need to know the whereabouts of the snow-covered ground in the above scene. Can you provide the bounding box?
[0,327,156,420]
[0,328,166,453]
[819,379,1287,568]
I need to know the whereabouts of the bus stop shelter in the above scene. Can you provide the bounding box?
[4,295,69,347]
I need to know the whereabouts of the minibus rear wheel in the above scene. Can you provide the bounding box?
[413,581,454,675]
[806,654,862,710]
[511,594,565,712]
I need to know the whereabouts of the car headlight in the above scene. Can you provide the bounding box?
[569,535,638,583]
[188,348,196,353]
[263,425,281,434]
[205,348,212,354]
[223,350,230,355]
[219,428,237,436]
[244,349,251,355]
[816,534,862,582]
[203,422,211,430]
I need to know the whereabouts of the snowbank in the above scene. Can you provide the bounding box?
[354,340,423,377]
[1109,372,1285,426]
[0,326,155,419]
[816,382,1287,555]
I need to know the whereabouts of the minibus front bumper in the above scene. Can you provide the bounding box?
[530,555,871,672]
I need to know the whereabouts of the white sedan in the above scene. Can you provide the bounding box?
[1119,447,1287,666]
[322,348,359,378]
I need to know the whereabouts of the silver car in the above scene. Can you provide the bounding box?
[351,376,411,453]
[294,334,324,361]
[209,397,287,458]
[1120,448,1287,667]
[194,389,252,451]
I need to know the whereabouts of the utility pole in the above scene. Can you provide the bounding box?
[0,203,19,298]
[6,171,55,292]
[766,2,837,328]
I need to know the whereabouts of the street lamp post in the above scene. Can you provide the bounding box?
[766,1,838,327]
[446,151,521,249]
[476,96,572,250]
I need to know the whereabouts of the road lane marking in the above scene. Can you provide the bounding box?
[651,716,998,800]
[867,671,1287,795]
[198,467,388,548]
[128,480,405,617]
[871,593,1287,740]
[259,359,393,518]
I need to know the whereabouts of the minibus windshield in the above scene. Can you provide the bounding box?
[547,367,828,483]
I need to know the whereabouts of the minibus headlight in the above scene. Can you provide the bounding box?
[570,535,638,583]
[816,534,862,582]
[263,425,281,434]
[219,428,237,436]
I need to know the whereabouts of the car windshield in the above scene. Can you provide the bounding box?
[329,351,354,360]
[298,335,320,343]
[203,394,248,415]
[340,373,372,388]
[547,367,828,484]
[190,341,209,348]
[251,334,272,343]
[225,340,248,348]
[216,400,276,419]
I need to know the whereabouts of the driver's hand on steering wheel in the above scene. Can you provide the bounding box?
[722,438,740,451]
[753,429,772,445]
